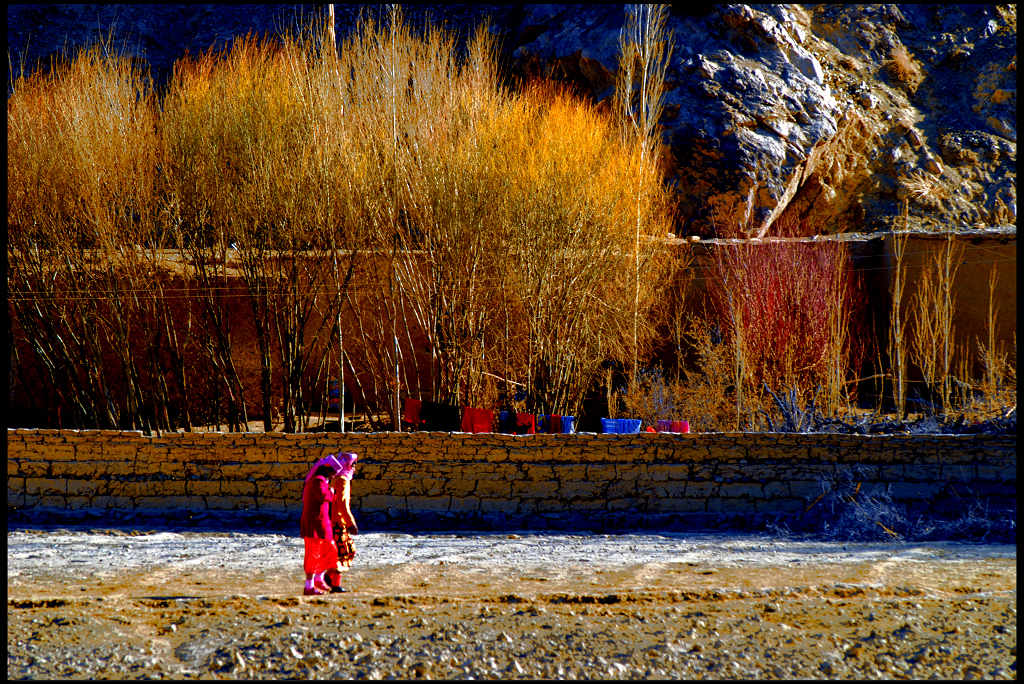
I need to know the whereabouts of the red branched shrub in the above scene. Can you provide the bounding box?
[710,238,867,411]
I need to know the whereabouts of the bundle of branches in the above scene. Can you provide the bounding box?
[773,464,1015,543]
[773,464,911,542]
[759,385,866,434]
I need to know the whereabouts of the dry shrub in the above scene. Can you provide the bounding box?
[838,54,860,71]
[325,8,672,417]
[987,195,1014,225]
[624,318,740,432]
[648,246,695,383]
[155,8,673,423]
[620,367,683,427]
[708,236,867,427]
[8,44,158,248]
[884,45,924,93]
[950,266,1016,423]
[495,83,674,415]
[975,268,1016,415]
[616,3,674,381]
[160,19,371,431]
[902,170,947,208]
[888,220,910,418]
[908,236,964,414]
[9,9,675,429]
[904,234,1016,421]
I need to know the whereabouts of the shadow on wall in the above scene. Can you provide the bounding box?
[769,464,1016,544]
[8,480,1016,544]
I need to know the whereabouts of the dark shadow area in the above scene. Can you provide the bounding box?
[8,491,1016,544]
[6,507,299,536]
[767,464,1016,545]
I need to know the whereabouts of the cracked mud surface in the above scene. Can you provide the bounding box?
[7,528,1017,679]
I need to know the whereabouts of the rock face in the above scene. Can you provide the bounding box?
[509,4,1016,237]
[7,3,1016,237]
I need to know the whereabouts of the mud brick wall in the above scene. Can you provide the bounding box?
[6,429,1016,526]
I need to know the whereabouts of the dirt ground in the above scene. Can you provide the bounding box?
[7,528,1017,679]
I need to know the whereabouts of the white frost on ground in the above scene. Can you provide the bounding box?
[6,530,1016,580]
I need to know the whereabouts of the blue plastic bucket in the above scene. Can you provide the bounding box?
[620,418,642,433]
[561,416,575,433]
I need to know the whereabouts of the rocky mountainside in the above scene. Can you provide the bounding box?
[8,3,1016,237]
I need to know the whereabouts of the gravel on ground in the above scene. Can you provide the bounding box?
[7,528,1017,679]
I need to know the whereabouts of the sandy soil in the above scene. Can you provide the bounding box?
[7,528,1017,679]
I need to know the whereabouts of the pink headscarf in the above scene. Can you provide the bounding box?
[304,454,341,486]
[333,452,358,480]
[303,452,357,486]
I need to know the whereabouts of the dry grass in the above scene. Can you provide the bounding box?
[902,170,948,208]
[884,44,924,94]
[909,235,964,414]
[888,203,911,418]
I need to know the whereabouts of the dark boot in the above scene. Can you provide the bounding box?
[325,569,346,593]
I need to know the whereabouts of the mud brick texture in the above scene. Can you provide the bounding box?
[6,429,1016,529]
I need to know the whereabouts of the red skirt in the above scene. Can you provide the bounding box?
[303,537,338,575]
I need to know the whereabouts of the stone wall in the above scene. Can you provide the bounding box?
[7,429,1015,529]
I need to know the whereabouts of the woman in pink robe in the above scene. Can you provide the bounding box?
[299,454,344,595]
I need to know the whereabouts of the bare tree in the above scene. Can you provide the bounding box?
[615,3,674,386]
[7,41,187,431]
